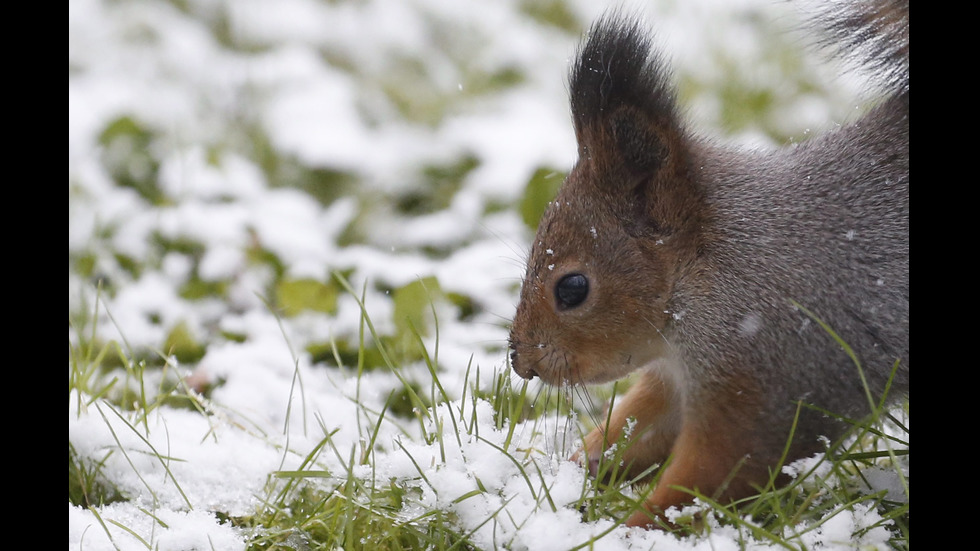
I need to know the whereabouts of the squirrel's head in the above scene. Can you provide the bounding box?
[508,14,704,385]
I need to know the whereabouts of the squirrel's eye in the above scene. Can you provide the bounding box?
[555,273,589,309]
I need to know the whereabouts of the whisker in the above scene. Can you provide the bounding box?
[642,314,675,352]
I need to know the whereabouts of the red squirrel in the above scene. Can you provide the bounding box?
[508,0,908,528]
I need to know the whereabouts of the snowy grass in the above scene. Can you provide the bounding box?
[69,278,908,550]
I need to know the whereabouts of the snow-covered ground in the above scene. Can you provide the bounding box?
[69,0,900,549]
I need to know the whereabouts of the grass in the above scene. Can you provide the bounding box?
[69,280,909,550]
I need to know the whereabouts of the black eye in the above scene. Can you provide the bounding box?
[555,273,589,309]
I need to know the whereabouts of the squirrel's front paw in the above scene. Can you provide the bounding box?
[571,426,611,478]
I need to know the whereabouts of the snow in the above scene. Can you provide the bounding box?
[69,0,902,549]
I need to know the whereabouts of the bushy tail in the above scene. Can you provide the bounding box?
[817,0,909,93]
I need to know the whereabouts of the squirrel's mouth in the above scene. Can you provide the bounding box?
[510,334,668,387]
[508,339,551,381]
[508,344,617,386]
[509,342,578,385]
[509,348,538,380]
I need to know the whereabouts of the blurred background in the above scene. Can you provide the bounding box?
[69,0,868,415]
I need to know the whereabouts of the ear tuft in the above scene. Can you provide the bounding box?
[570,15,676,135]
[570,13,679,180]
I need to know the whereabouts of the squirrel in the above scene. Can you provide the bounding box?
[508,0,908,529]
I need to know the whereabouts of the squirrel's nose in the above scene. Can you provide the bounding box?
[509,349,538,380]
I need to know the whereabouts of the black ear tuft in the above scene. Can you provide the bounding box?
[570,13,677,141]
[569,13,679,180]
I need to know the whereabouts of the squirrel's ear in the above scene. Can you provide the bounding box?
[570,14,684,186]
[607,106,669,178]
